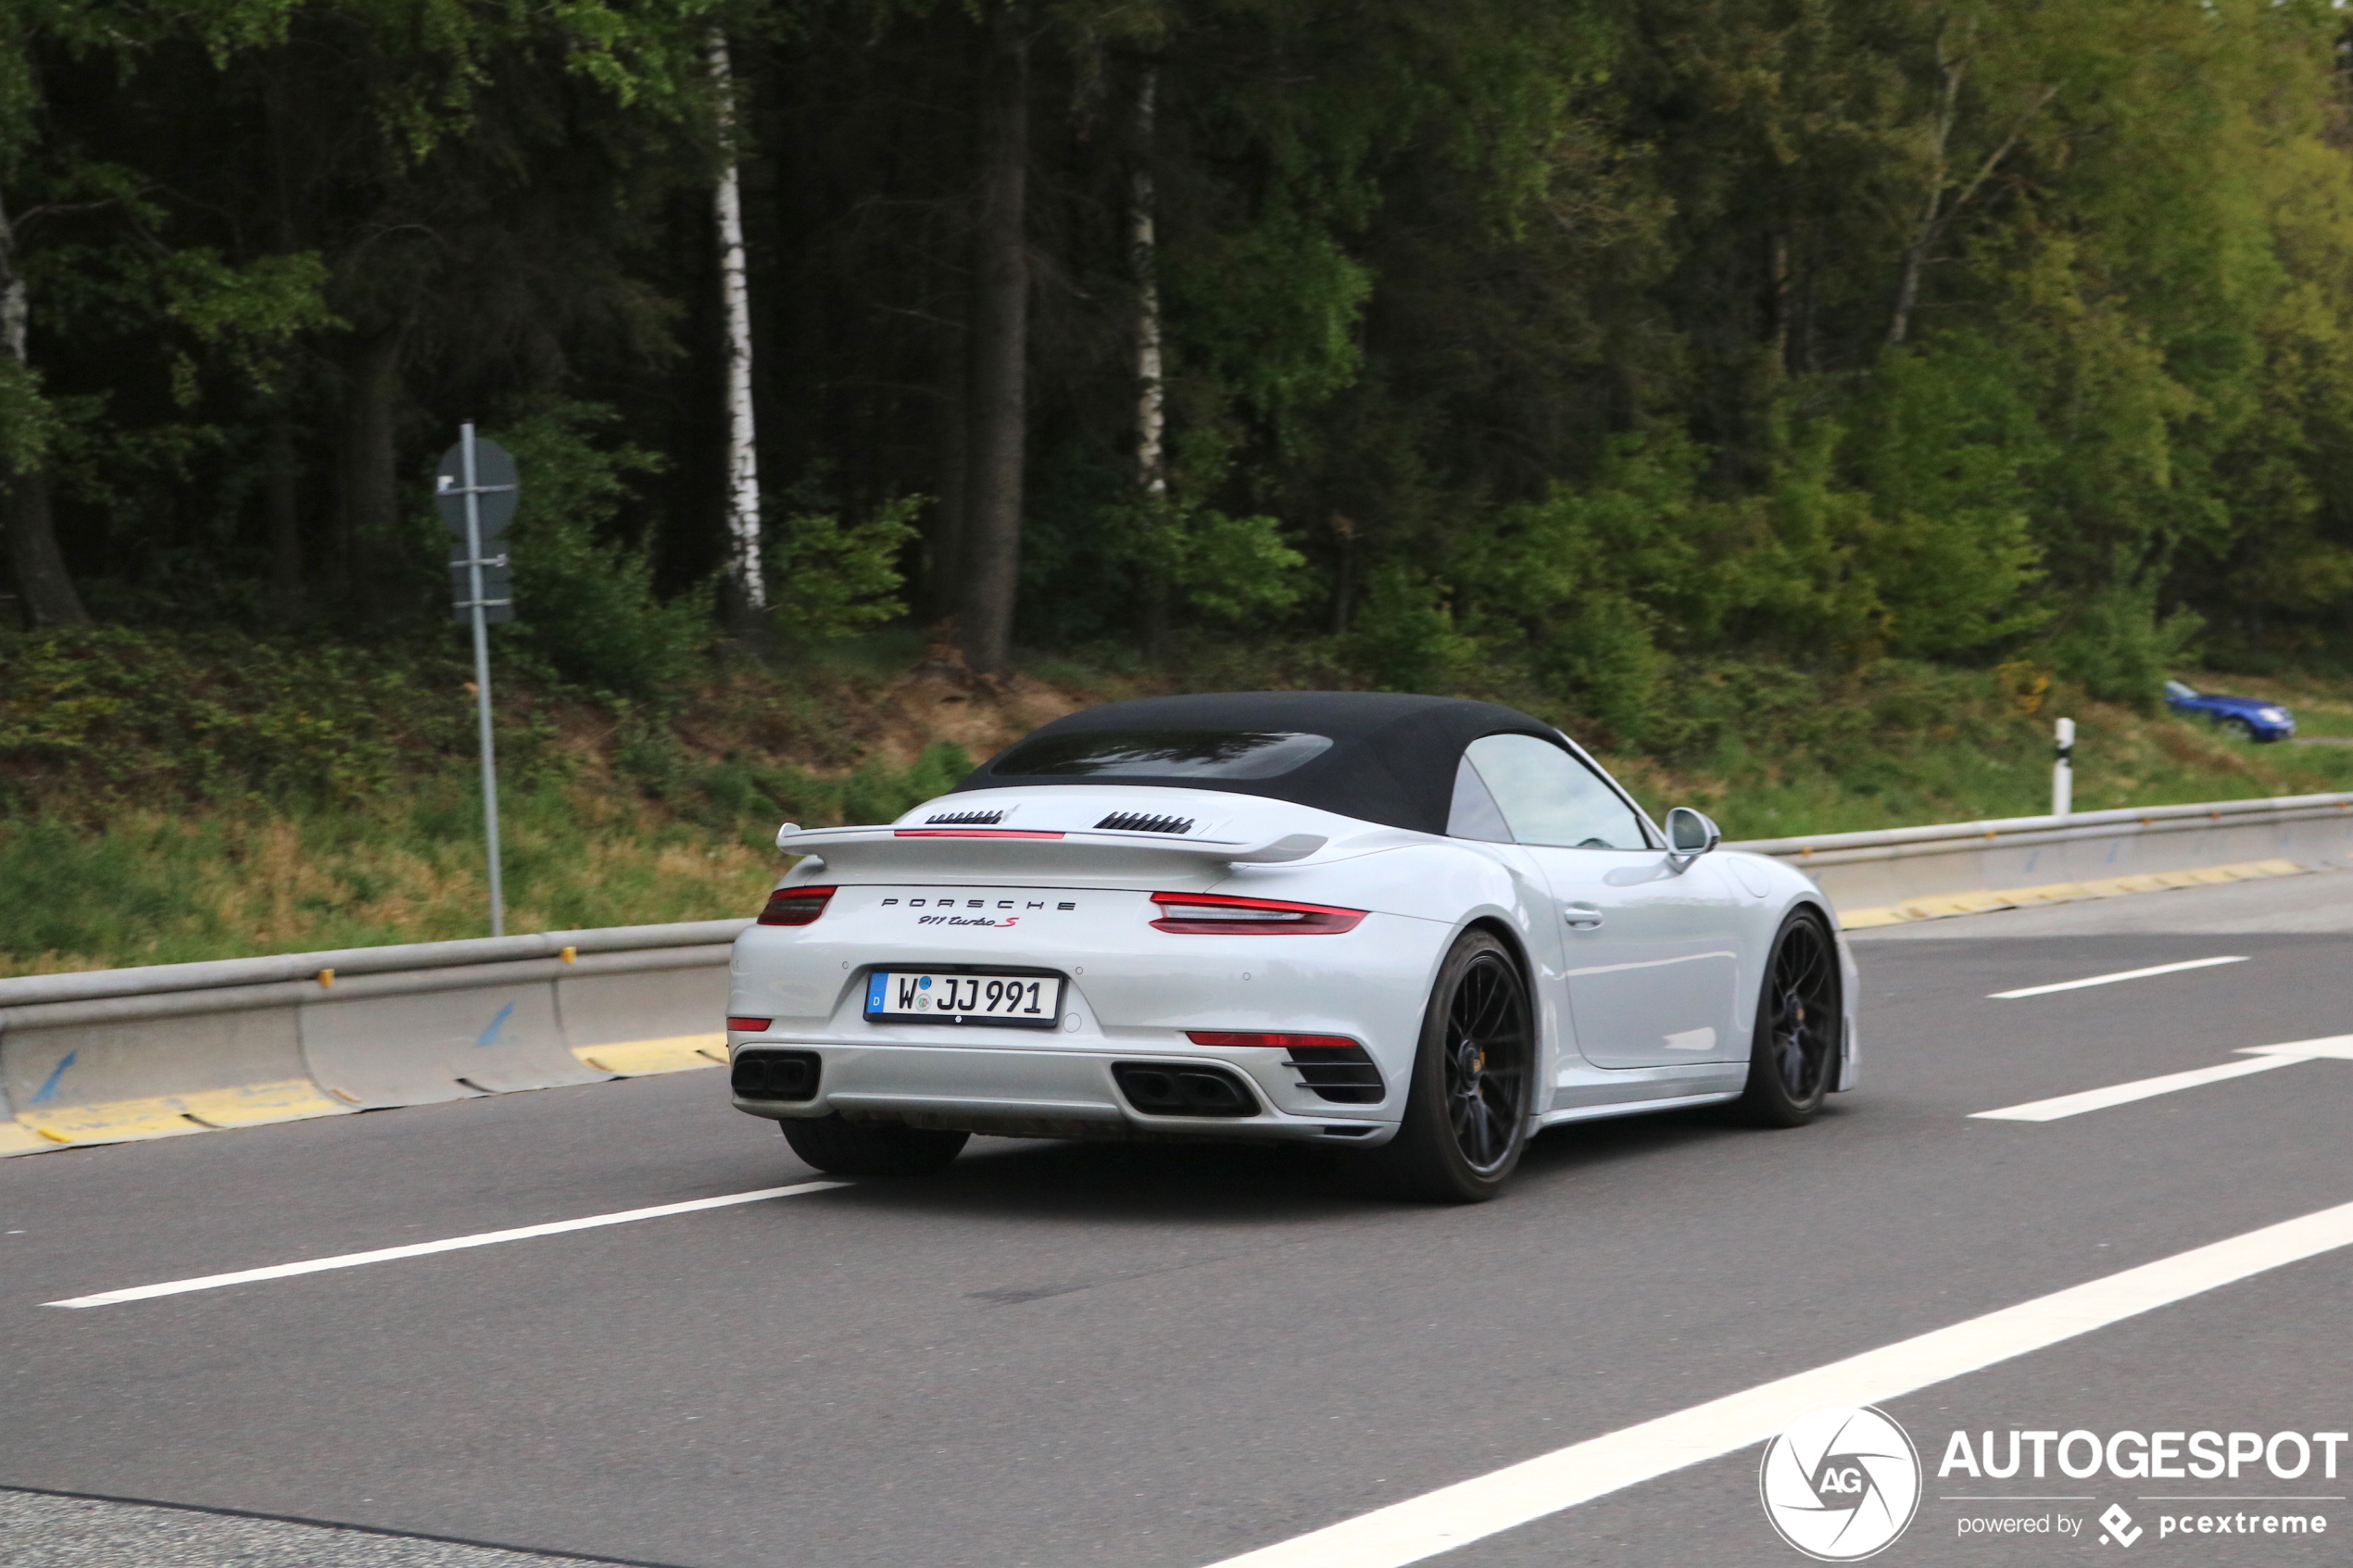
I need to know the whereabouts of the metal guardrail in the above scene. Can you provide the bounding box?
[1729,791,2353,864]
[7,789,2352,1155]
[1730,791,2353,922]
[0,919,751,1010]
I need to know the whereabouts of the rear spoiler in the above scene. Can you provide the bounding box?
[775,822,1327,872]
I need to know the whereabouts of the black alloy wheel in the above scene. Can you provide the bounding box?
[1730,909,1842,1127]
[1347,929,1533,1202]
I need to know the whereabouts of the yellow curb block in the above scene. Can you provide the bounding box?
[12,1079,355,1148]
[0,1120,62,1157]
[182,1080,357,1129]
[1840,857,2310,929]
[570,1034,729,1076]
[2,1031,736,1157]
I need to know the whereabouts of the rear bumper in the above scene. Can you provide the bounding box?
[729,1038,1400,1144]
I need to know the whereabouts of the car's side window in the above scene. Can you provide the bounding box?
[1462,734,1647,849]
[1445,755,1514,841]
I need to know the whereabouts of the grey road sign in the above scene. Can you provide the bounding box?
[448,546,514,624]
[435,437,520,538]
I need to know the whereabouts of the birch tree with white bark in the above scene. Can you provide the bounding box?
[710,26,767,624]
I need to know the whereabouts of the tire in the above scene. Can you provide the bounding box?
[780,1114,968,1177]
[1346,929,1534,1203]
[1730,909,1842,1127]
[2222,716,2257,742]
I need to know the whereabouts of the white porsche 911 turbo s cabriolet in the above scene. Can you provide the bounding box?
[726,692,1856,1201]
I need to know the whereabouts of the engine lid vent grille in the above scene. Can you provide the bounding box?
[1094,811,1195,835]
[925,809,1004,826]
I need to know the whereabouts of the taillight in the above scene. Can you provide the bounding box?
[1148,891,1366,935]
[757,885,836,926]
[1186,1031,1360,1049]
[727,1016,773,1032]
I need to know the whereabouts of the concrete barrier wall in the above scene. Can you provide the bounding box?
[1730,793,2353,922]
[299,961,595,1108]
[8,793,2349,1155]
[557,947,733,1076]
[0,922,749,1156]
[0,981,340,1147]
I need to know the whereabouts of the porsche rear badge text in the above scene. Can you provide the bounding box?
[881,896,1078,916]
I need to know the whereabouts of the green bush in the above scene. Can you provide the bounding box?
[489,399,711,696]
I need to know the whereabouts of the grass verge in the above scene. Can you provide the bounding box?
[6,627,2350,973]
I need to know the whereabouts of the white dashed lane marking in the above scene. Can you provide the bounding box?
[1987,955,2248,999]
[1971,1035,2353,1123]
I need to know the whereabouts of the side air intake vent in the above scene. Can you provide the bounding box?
[1285,1043,1385,1105]
[1095,811,1195,835]
[925,809,1004,826]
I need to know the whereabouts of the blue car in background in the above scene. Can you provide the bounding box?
[2164,679,2296,743]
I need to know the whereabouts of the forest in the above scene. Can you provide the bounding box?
[8,0,2353,709]
[14,0,2353,969]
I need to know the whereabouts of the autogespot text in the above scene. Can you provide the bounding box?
[1938,1428,2348,1480]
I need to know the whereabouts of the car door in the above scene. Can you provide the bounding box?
[1459,734,1744,1068]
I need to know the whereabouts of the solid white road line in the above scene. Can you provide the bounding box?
[1200,1197,2353,1568]
[1988,955,2247,999]
[1968,1033,2353,1123]
[44,1182,850,1309]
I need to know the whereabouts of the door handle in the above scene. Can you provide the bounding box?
[1561,901,1604,929]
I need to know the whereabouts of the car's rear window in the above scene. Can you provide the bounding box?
[988,729,1334,780]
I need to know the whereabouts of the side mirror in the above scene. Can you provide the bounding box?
[1665,807,1721,865]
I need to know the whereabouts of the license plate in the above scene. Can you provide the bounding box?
[864,970,1064,1028]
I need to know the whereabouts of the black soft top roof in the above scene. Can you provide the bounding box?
[956,691,1568,834]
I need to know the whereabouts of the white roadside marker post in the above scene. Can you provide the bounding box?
[2052,715,2074,819]
[434,424,521,937]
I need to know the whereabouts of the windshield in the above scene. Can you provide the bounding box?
[2163,680,2199,699]
[988,729,1335,780]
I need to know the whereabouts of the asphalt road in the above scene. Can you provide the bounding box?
[4,871,2350,1568]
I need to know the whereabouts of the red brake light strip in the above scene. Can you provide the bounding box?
[893,829,1066,839]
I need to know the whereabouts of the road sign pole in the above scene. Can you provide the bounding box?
[462,421,506,937]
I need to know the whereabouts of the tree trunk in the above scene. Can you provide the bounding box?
[1131,64,1171,662]
[335,327,402,613]
[261,51,306,626]
[955,4,1030,676]
[930,323,968,621]
[1766,230,1791,375]
[263,406,304,621]
[1887,44,1961,348]
[1131,68,1166,500]
[1886,36,2051,349]
[5,477,86,628]
[711,29,767,634]
[0,181,91,627]
[1329,513,1358,636]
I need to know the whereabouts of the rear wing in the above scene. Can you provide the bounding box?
[775,823,1327,875]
